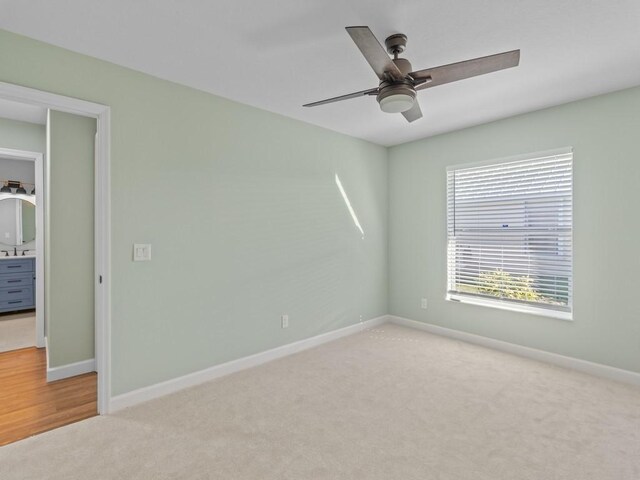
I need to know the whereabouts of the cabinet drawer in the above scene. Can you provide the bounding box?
[0,286,33,302]
[0,272,33,288]
[0,259,34,274]
[0,297,34,312]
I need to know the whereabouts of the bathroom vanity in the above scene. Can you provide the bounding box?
[0,256,35,313]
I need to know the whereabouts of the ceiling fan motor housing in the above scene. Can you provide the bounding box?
[392,58,412,76]
[377,57,416,113]
[376,43,417,113]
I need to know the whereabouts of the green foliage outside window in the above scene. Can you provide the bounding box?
[476,269,541,301]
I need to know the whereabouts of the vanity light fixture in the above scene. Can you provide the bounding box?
[0,180,35,195]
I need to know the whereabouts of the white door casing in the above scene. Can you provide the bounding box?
[0,81,111,414]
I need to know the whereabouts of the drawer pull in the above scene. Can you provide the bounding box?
[6,265,21,269]
[7,280,20,283]
[7,290,22,294]
[8,300,22,304]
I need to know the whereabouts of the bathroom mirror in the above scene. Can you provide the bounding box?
[0,197,36,247]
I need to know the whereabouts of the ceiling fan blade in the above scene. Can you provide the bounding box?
[402,102,423,122]
[411,49,520,90]
[346,26,404,82]
[303,87,378,107]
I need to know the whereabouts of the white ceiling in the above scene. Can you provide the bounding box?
[1,0,639,146]
[0,97,46,125]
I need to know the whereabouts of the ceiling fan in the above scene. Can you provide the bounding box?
[303,26,520,122]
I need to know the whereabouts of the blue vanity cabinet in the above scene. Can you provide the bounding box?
[0,257,35,313]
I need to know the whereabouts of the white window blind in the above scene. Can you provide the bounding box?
[447,148,573,317]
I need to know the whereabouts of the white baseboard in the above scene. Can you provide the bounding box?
[45,336,96,382]
[47,358,96,382]
[389,315,640,387]
[109,315,389,413]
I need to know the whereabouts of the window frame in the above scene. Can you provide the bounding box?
[445,147,574,321]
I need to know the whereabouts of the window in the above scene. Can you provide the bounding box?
[446,148,573,320]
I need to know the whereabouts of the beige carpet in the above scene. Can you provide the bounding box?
[0,312,35,353]
[1,323,639,479]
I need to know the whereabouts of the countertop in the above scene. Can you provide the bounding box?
[0,254,36,260]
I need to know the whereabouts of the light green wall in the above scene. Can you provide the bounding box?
[0,116,45,153]
[389,86,640,374]
[0,29,388,394]
[46,111,95,367]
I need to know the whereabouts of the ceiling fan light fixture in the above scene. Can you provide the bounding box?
[377,82,417,114]
[379,93,415,113]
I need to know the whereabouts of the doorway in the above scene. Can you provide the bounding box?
[0,82,110,444]
[0,146,43,353]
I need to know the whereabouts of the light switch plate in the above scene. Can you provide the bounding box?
[133,243,152,261]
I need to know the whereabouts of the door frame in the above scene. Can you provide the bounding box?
[0,148,44,348]
[0,81,111,414]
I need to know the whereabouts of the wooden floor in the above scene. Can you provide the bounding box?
[0,347,97,446]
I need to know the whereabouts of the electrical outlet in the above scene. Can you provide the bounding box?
[421,298,428,309]
[281,314,289,329]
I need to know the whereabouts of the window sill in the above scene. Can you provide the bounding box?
[446,293,573,322]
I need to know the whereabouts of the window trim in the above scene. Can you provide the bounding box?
[446,293,573,321]
[445,147,574,321]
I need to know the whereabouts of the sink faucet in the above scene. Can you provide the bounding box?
[13,247,17,256]
[21,250,30,256]
[1,250,8,257]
